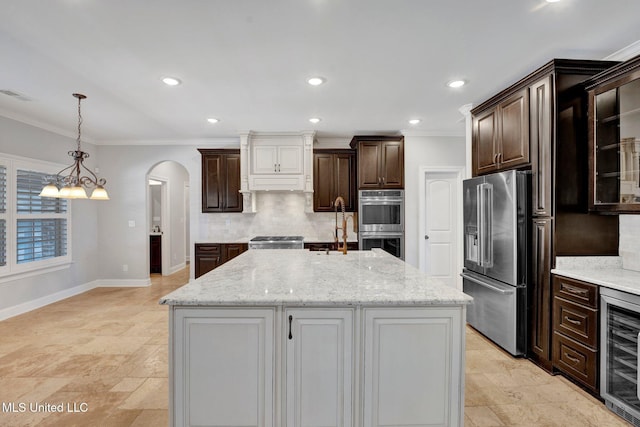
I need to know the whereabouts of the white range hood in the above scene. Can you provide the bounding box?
[239,131,316,213]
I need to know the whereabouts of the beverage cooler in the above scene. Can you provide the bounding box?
[601,287,640,424]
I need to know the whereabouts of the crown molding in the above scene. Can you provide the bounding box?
[98,137,240,146]
[604,39,640,61]
[0,108,90,142]
[400,129,465,138]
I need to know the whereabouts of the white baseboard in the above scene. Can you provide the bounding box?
[0,276,158,321]
[96,278,152,287]
[168,262,186,275]
[0,280,100,321]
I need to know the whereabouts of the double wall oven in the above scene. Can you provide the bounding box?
[358,189,404,259]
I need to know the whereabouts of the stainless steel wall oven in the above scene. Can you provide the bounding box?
[358,190,404,259]
[601,287,640,426]
[358,190,404,233]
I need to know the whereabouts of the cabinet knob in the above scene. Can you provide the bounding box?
[425,235,429,240]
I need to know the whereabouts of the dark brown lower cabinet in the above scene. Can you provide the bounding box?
[223,243,248,264]
[194,243,248,278]
[529,218,553,371]
[552,275,599,394]
[150,235,162,274]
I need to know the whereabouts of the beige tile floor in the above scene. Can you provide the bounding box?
[0,267,630,426]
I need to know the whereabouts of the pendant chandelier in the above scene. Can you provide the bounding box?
[39,93,109,200]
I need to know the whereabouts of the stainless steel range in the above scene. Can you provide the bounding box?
[248,236,304,250]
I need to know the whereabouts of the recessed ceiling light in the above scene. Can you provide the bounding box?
[546,0,561,3]
[162,77,182,86]
[408,119,421,125]
[447,80,466,88]
[307,77,325,86]
[309,117,321,124]
[207,118,220,124]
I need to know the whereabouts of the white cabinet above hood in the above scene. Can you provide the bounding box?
[239,131,316,213]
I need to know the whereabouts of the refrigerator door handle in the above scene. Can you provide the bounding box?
[637,331,640,400]
[477,184,484,267]
[477,182,493,268]
[461,273,514,295]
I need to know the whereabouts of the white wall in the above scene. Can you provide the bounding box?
[402,134,466,268]
[0,116,100,316]
[96,143,211,283]
[148,161,189,274]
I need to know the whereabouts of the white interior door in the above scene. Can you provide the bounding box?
[421,170,461,289]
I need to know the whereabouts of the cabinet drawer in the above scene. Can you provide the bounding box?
[195,244,222,255]
[552,332,598,390]
[553,275,598,308]
[553,297,598,347]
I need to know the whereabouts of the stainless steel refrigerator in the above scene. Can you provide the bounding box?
[461,169,529,356]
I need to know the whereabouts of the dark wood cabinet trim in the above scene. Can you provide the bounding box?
[472,59,618,115]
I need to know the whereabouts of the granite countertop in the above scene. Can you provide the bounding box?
[195,237,358,244]
[552,256,640,296]
[160,249,471,307]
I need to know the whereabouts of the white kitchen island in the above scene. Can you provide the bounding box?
[160,249,472,427]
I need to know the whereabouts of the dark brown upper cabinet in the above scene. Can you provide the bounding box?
[349,136,404,189]
[198,149,242,213]
[313,149,357,212]
[473,88,530,176]
[586,55,640,213]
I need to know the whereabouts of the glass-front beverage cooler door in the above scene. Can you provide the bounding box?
[605,303,640,414]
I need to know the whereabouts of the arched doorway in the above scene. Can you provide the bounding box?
[146,161,190,276]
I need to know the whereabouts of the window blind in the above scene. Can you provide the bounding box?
[0,219,5,267]
[16,169,67,213]
[16,219,67,264]
[0,165,6,213]
[15,169,68,264]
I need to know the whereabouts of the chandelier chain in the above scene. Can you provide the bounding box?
[77,95,82,152]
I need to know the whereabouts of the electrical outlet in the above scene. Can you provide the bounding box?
[128,220,135,228]
[122,264,128,272]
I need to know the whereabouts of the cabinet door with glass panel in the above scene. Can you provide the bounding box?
[588,56,640,212]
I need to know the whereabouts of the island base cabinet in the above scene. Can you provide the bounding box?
[171,308,274,427]
[363,307,465,427]
[285,309,353,427]
[170,306,465,427]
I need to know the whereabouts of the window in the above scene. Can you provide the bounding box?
[0,154,71,277]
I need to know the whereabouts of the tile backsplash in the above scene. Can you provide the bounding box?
[198,192,358,243]
[620,215,640,271]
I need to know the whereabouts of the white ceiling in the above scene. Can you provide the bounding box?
[1,0,640,144]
